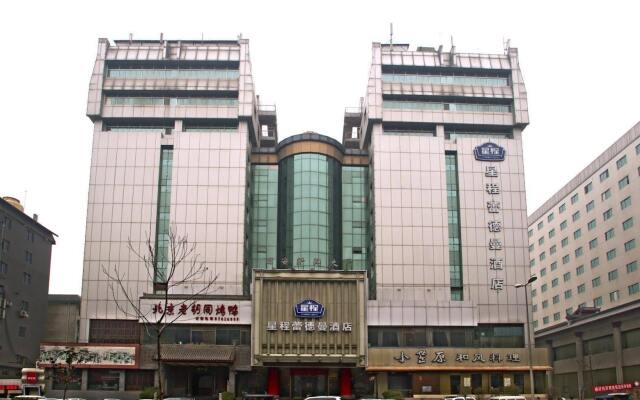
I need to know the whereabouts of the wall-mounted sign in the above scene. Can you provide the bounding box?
[140,299,251,324]
[594,383,639,393]
[474,142,506,161]
[39,345,138,368]
[294,299,325,318]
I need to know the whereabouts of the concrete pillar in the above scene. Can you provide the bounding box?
[575,332,585,400]
[81,369,88,391]
[375,372,388,397]
[546,340,555,397]
[612,321,624,383]
[436,124,445,137]
[119,371,125,392]
[227,369,236,395]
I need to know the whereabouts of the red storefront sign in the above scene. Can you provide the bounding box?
[593,383,637,393]
[25,372,37,383]
[0,385,20,390]
[152,302,239,319]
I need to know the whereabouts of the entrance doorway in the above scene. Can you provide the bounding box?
[166,366,228,398]
[291,369,328,397]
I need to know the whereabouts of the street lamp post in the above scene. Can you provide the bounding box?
[516,274,538,400]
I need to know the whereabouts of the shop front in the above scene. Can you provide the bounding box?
[251,270,368,398]
[367,347,552,398]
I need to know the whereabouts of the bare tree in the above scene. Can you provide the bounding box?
[102,229,217,400]
[47,347,88,400]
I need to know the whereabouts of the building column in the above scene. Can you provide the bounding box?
[546,340,554,397]
[612,321,624,383]
[227,369,236,395]
[436,124,445,137]
[375,372,388,398]
[119,370,125,392]
[575,332,585,400]
[81,369,88,391]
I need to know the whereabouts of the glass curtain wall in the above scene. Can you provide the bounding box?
[278,154,341,270]
[445,153,463,300]
[154,146,173,284]
[341,166,369,272]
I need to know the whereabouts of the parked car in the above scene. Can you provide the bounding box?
[304,397,341,400]
[489,396,527,400]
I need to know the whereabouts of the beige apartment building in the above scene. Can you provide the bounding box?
[527,122,640,399]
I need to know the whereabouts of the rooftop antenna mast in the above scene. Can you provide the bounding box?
[389,23,393,51]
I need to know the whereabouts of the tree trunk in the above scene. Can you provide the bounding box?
[156,332,163,400]
[63,379,68,400]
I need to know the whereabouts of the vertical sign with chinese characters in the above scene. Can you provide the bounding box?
[475,143,506,292]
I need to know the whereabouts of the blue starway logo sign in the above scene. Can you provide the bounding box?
[294,299,325,318]
[473,142,506,161]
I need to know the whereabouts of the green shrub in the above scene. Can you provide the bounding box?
[503,386,520,395]
[139,387,157,399]
[220,391,235,400]
[382,390,403,400]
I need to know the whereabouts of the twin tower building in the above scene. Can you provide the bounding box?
[50,38,550,398]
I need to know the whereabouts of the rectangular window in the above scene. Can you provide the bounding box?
[577,283,586,293]
[602,189,611,201]
[562,237,569,247]
[542,300,548,309]
[23,272,31,285]
[531,289,537,297]
[572,211,580,222]
[551,261,558,271]
[552,278,559,287]
[0,261,7,274]
[605,228,615,241]
[529,244,534,252]
[584,335,614,355]
[540,268,546,277]
[24,251,32,264]
[586,200,595,212]
[588,219,596,230]
[627,261,638,273]
[550,245,557,255]
[607,248,617,261]
[530,259,536,267]
[552,294,559,304]
[622,328,640,349]
[549,228,556,238]
[629,283,640,295]
[625,239,636,252]
[584,182,593,193]
[576,265,585,275]
[623,217,634,231]
[539,252,546,261]
[571,193,579,204]
[589,238,598,249]
[528,229,533,238]
[610,290,620,302]
[88,370,120,391]
[608,269,618,281]
[548,212,555,222]
[538,237,544,245]
[573,228,582,239]
[621,196,632,210]
[20,301,29,311]
[618,175,630,189]
[154,146,174,285]
[560,220,567,230]
[1,239,9,253]
[562,255,570,264]
[603,208,613,221]
[593,296,603,307]
[559,203,566,213]
[591,257,600,268]
[554,312,561,321]
[566,307,574,316]
[541,284,548,293]
[563,272,571,282]
[592,277,601,287]
[26,230,35,242]
[564,289,572,299]
[533,320,539,329]
[637,143,640,155]
[543,316,549,325]
[532,304,538,313]
[617,155,628,169]
[575,247,584,257]
[599,169,610,182]
[445,153,463,300]
[538,221,544,230]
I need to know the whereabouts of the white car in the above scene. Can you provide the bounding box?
[304,397,341,400]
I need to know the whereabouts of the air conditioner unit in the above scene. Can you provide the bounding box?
[19,310,29,318]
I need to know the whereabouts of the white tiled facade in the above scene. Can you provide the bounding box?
[80,39,258,341]
[528,123,640,332]
[362,43,532,330]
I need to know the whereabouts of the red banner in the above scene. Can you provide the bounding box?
[593,383,634,393]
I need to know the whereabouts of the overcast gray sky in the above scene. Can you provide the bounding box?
[1,0,638,295]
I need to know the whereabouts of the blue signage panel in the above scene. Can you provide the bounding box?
[294,299,325,318]
[473,142,506,161]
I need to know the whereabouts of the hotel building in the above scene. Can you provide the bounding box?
[41,38,550,399]
[528,123,640,399]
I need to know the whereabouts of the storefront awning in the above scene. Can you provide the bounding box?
[160,345,235,364]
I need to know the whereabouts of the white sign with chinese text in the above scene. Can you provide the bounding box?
[139,298,251,324]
